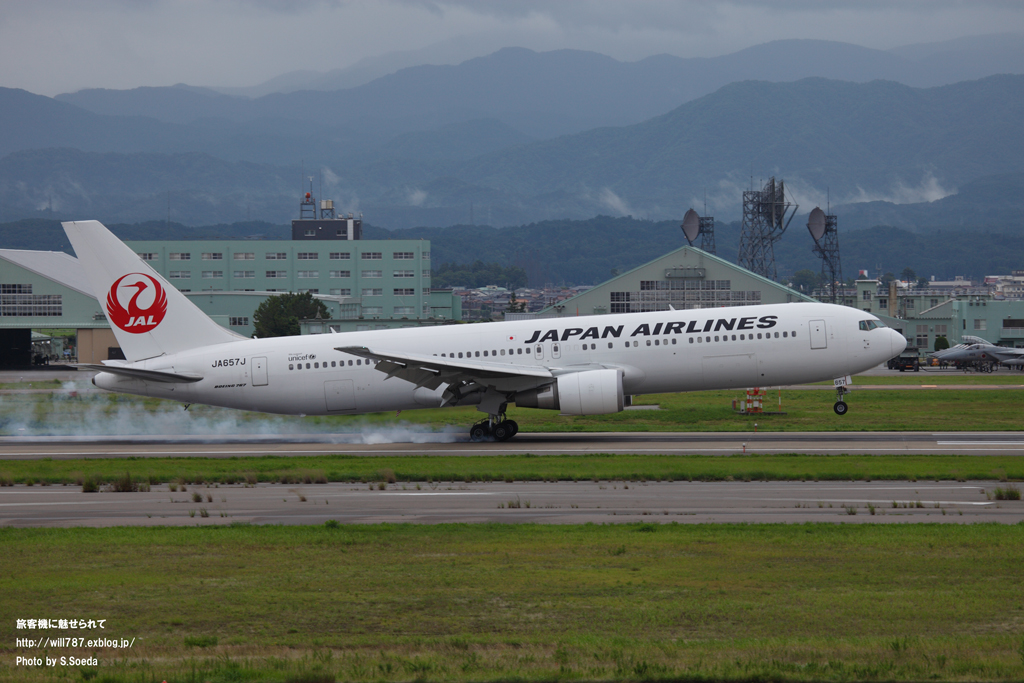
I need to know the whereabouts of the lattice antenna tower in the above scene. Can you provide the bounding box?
[681,202,716,255]
[808,206,842,303]
[737,177,798,280]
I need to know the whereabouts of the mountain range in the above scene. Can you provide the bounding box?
[2,37,1024,247]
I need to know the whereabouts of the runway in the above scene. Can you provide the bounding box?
[0,480,1019,527]
[2,431,1024,457]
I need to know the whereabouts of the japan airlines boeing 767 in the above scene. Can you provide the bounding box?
[64,220,906,441]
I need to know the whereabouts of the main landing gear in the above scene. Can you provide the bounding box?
[470,415,519,442]
[833,384,849,416]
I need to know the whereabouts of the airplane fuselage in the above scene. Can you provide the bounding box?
[94,302,903,416]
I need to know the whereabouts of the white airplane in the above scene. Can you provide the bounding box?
[64,220,907,441]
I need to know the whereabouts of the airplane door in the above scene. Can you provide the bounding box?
[809,320,827,349]
[324,380,356,412]
[534,344,544,360]
[252,357,268,386]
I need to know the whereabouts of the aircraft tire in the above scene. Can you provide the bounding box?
[470,424,490,441]
[506,420,519,436]
[493,422,513,442]
[833,401,848,416]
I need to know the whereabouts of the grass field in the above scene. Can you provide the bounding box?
[2,523,1023,682]
[2,382,1024,435]
[2,453,1023,488]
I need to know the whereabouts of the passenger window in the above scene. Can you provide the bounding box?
[306,363,310,369]
[671,338,677,345]
[501,349,506,356]
[792,331,797,337]
[517,348,523,354]
[357,359,361,365]
[314,362,319,368]
[483,351,488,357]
[775,332,779,338]
[458,352,463,358]
[714,336,719,342]
[646,340,651,346]
[633,341,638,347]
[289,364,294,370]
[475,351,480,357]
[689,338,693,344]
[705,337,710,343]
[697,337,702,343]
[608,342,613,349]
[783,332,787,338]
[553,344,560,353]
[732,335,736,340]
[757,333,762,339]
[492,350,497,355]
[654,339,659,346]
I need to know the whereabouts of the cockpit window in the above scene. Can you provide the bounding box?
[858,320,881,331]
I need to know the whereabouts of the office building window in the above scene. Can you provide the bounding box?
[233,270,255,278]
[361,252,382,260]
[234,252,254,260]
[393,252,414,260]
[363,306,383,314]
[394,288,415,296]
[266,252,287,260]
[297,270,319,278]
[330,288,352,296]
[974,319,987,330]
[266,271,287,278]
[329,270,350,278]
[201,252,223,260]
[394,270,415,278]
[394,306,415,315]
[362,270,382,278]
[0,293,62,317]
[297,252,318,260]
[137,253,157,261]
[201,271,223,279]
[229,317,249,326]
[362,288,383,296]
[168,271,191,279]
[422,252,430,260]
[169,253,191,261]
[329,252,350,260]
[423,270,431,278]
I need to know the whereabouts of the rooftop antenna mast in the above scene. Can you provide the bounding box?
[808,198,842,304]
[737,176,798,281]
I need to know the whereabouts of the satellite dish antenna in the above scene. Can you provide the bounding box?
[807,207,826,242]
[681,208,701,245]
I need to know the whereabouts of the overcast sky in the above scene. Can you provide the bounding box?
[2,0,1023,96]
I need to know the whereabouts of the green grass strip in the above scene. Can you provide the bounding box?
[2,453,1023,486]
[2,523,1024,682]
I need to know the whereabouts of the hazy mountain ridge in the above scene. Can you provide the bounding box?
[4,76,1024,230]
[53,38,1024,137]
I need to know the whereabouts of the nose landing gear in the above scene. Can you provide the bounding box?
[833,384,849,415]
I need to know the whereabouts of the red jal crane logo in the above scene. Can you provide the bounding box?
[106,273,168,334]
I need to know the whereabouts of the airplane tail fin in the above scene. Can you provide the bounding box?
[63,220,243,361]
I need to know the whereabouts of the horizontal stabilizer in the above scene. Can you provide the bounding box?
[76,364,203,383]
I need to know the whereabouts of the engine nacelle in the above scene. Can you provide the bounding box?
[515,369,624,415]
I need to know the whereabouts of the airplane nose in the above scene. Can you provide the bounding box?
[890,329,907,358]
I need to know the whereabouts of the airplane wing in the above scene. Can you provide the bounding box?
[74,363,203,383]
[336,345,554,403]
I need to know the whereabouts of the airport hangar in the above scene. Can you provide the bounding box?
[0,212,461,367]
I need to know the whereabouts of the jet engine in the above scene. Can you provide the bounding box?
[514,369,624,415]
